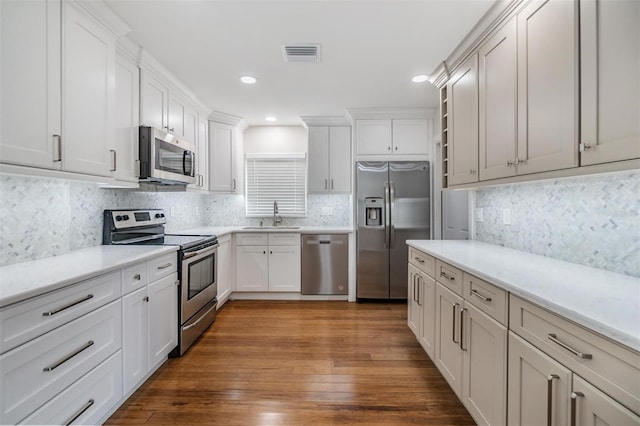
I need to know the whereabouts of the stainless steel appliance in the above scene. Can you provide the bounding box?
[103,209,217,356]
[138,126,196,185]
[301,234,348,295]
[356,161,430,300]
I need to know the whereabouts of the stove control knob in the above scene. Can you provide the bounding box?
[160,213,165,218]
[123,215,130,220]
[115,215,123,222]
[155,213,162,219]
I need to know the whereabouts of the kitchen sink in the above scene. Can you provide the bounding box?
[242,226,300,230]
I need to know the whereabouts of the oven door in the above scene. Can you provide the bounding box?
[181,244,217,324]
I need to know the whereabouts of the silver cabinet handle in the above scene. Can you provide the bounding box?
[417,276,422,307]
[43,294,94,317]
[414,256,425,264]
[110,149,117,172]
[470,289,492,302]
[452,303,459,343]
[440,271,455,281]
[570,392,584,426]
[53,134,62,162]
[547,334,592,359]
[506,160,514,167]
[325,179,328,190]
[331,179,334,190]
[157,263,172,270]
[64,399,95,426]
[133,274,141,281]
[547,374,559,426]
[143,296,149,302]
[43,340,94,372]
[460,307,467,351]
[516,158,526,165]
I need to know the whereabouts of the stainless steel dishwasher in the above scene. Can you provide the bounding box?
[301,234,348,295]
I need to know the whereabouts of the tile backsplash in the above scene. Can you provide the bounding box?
[474,171,640,277]
[0,175,351,266]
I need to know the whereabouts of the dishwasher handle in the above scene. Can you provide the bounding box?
[304,239,344,245]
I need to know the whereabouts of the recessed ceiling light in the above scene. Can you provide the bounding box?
[412,74,429,83]
[265,116,277,122]
[240,75,257,84]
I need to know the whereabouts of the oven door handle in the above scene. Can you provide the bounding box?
[183,244,218,259]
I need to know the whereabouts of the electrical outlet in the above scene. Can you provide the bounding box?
[475,208,484,222]
[321,206,333,216]
[502,208,512,225]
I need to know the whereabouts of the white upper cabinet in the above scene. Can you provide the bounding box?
[140,72,168,131]
[580,0,640,166]
[308,126,351,193]
[167,94,185,137]
[189,114,209,191]
[209,121,237,192]
[0,0,61,170]
[113,52,139,183]
[516,0,578,175]
[356,120,392,155]
[392,119,428,155]
[356,118,429,157]
[479,18,517,181]
[447,54,479,186]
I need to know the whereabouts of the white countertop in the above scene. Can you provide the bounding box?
[176,225,353,237]
[0,245,178,308]
[407,240,640,352]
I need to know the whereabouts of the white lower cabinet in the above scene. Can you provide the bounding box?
[407,264,421,336]
[147,273,178,368]
[122,287,148,395]
[216,235,233,306]
[573,375,640,425]
[434,284,464,395]
[268,245,301,292]
[235,246,269,292]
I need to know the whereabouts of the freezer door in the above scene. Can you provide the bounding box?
[389,162,430,299]
[356,162,389,299]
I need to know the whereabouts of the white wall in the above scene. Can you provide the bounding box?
[243,126,307,154]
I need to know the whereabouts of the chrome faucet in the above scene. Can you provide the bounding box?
[273,201,282,227]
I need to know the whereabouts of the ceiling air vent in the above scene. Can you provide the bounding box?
[282,44,321,62]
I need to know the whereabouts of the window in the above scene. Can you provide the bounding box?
[245,153,307,217]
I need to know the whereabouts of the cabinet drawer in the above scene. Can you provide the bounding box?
[147,252,177,282]
[121,262,147,295]
[462,273,507,325]
[435,260,463,295]
[0,300,122,425]
[510,295,640,415]
[20,351,123,425]
[268,233,300,246]
[0,271,121,353]
[236,233,268,246]
[408,247,435,277]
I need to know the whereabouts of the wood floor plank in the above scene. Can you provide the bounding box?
[106,301,475,425]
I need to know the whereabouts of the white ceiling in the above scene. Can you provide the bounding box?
[105,0,494,126]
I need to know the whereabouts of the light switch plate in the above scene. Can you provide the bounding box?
[502,208,512,225]
[475,208,484,222]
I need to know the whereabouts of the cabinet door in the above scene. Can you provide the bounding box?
[148,273,178,368]
[508,332,571,426]
[418,274,436,360]
[183,106,198,144]
[517,0,578,175]
[140,72,168,130]
[122,287,148,395]
[268,246,301,292]
[407,264,421,337]
[329,126,352,192]
[448,54,479,185]
[235,246,268,292]
[478,18,517,181]
[114,53,140,183]
[572,375,640,425]
[217,236,232,304]
[356,119,392,155]
[461,303,507,426]
[62,2,115,177]
[209,122,236,192]
[308,127,330,193]
[434,283,463,396]
[392,119,428,155]
[167,94,185,138]
[189,115,209,191]
[580,0,640,165]
[0,0,61,169]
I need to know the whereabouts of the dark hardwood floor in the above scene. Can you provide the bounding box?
[107,301,474,425]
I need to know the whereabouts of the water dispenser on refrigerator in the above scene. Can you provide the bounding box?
[364,197,383,227]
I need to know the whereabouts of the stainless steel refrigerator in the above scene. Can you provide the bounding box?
[356,161,430,300]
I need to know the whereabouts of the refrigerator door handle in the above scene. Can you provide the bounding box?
[384,181,390,249]
[389,181,396,248]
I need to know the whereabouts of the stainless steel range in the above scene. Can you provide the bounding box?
[103,209,218,356]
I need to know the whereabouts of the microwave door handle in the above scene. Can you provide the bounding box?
[183,151,188,176]
[191,151,195,176]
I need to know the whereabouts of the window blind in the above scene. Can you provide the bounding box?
[245,154,307,217]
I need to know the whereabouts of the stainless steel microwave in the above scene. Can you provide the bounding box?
[138,126,196,185]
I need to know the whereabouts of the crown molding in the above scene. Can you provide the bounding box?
[66,0,131,38]
[300,116,351,127]
[209,111,248,129]
[346,108,435,120]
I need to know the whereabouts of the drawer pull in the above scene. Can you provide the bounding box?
[42,294,94,317]
[470,289,492,302]
[570,392,584,426]
[414,256,425,264]
[547,334,592,359]
[64,398,95,426]
[460,308,467,351]
[43,340,94,372]
[440,271,455,281]
[452,303,459,343]
[157,263,172,270]
[133,274,141,280]
[547,374,559,426]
